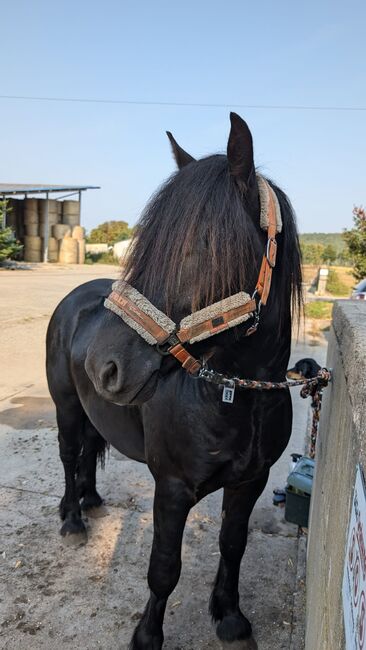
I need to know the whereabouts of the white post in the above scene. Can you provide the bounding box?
[43,192,49,263]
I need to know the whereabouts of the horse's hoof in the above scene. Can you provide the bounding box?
[216,614,253,646]
[129,628,164,650]
[60,519,87,546]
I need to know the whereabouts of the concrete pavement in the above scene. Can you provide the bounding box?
[0,265,327,649]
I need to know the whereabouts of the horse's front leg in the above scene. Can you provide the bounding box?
[130,476,195,650]
[210,473,269,649]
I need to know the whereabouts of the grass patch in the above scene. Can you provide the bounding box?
[85,251,118,265]
[326,269,350,296]
[305,301,333,319]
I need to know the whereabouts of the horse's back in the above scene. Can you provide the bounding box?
[46,278,146,462]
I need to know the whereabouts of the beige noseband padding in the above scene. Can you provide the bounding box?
[257,174,282,233]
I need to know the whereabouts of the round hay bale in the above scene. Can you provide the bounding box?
[62,213,80,227]
[25,223,39,237]
[77,239,86,264]
[63,200,80,216]
[39,199,57,218]
[72,225,85,241]
[24,235,42,251]
[47,237,58,252]
[39,212,58,225]
[39,217,58,237]
[24,248,42,263]
[24,211,39,225]
[59,237,78,264]
[52,224,71,240]
[57,201,63,215]
[48,250,58,262]
[24,198,38,213]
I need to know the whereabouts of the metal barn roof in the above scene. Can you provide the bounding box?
[0,184,100,196]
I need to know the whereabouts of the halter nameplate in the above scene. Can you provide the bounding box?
[104,175,280,374]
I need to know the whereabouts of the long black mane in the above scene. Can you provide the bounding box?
[123,154,302,321]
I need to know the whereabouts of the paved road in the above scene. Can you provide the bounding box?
[0,265,327,649]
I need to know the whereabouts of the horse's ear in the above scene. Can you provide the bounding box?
[166,131,195,169]
[227,113,255,191]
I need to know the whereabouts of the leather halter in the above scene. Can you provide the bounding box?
[105,177,280,376]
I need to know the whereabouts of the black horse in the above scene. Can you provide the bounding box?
[46,113,302,649]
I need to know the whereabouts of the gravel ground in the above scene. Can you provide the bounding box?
[0,264,327,649]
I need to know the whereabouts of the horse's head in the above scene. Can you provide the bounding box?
[85,308,164,406]
[85,113,301,405]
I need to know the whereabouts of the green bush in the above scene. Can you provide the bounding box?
[0,203,23,263]
[343,207,366,281]
[326,269,349,296]
[305,301,333,319]
[87,220,132,244]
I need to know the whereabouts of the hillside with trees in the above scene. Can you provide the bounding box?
[299,232,352,266]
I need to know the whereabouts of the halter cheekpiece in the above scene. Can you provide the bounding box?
[105,175,282,376]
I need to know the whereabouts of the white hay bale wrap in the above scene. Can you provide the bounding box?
[72,225,85,241]
[77,239,86,264]
[86,243,109,254]
[24,235,42,251]
[24,249,42,263]
[25,223,39,236]
[52,224,71,240]
[59,237,78,264]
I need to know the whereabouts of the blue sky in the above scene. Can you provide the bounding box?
[1,0,365,233]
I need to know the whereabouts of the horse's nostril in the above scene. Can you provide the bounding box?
[100,360,121,393]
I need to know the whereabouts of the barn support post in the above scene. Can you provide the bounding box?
[1,194,6,229]
[78,190,82,225]
[43,191,49,263]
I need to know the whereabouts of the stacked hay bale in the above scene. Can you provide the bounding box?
[39,199,58,238]
[24,199,42,262]
[47,237,59,262]
[21,197,85,264]
[72,226,86,264]
[62,200,80,228]
[59,234,78,264]
[52,222,71,263]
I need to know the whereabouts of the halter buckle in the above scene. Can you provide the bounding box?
[266,237,277,268]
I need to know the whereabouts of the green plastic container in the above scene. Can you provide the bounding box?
[285,457,315,527]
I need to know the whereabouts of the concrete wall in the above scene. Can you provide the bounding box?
[306,300,366,649]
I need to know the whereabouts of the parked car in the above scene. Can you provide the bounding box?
[351,278,366,300]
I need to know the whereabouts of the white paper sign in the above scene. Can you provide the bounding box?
[343,465,366,649]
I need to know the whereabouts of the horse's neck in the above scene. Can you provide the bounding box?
[209,316,292,381]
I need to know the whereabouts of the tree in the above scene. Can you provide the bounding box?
[321,244,337,265]
[300,243,325,265]
[343,206,366,281]
[88,220,132,244]
[0,200,23,263]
